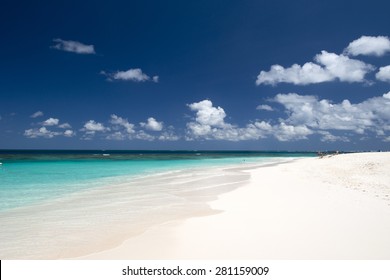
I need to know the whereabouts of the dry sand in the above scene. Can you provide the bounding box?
[78,152,390,259]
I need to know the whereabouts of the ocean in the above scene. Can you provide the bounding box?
[0,150,314,259]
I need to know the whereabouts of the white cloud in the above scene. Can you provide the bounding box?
[106,131,126,140]
[30,111,43,118]
[187,100,251,141]
[58,123,72,129]
[186,122,212,138]
[256,104,274,111]
[110,114,135,134]
[63,130,75,137]
[273,122,313,141]
[113,69,149,82]
[256,51,374,85]
[42,118,59,126]
[51,39,95,54]
[135,131,155,141]
[315,51,374,83]
[186,100,304,141]
[105,115,138,140]
[273,92,390,138]
[186,94,390,143]
[24,126,75,139]
[104,68,158,83]
[318,131,350,143]
[24,117,74,138]
[186,119,271,142]
[140,117,163,131]
[344,36,390,57]
[188,100,228,128]
[21,93,390,143]
[158,131,180,141]
[24,127,61,138]
[83,120,107,132]
[80,120,108,140]
[256,62,333,85]
[376,65,390,82]
[79,114,178,141]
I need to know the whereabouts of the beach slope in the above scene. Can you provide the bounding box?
[80,152,390,259]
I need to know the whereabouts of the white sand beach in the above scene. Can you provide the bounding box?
[79,152,390,259]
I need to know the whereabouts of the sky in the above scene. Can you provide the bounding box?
[1,0,390,151]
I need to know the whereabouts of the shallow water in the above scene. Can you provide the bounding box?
[0,151,314,259]
[0,150,313,211]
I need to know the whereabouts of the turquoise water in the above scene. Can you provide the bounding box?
[0,150,315,259]
[0,150,314,211]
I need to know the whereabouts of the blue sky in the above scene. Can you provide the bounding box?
[1,0,390,151]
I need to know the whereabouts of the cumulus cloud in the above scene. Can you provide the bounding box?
[58,123,72,129]
[188,100,228,128]
[103,68,159,83]
[80,114,176,141]
[106,131,126,140]
[186,100,253,140]
[186,94,390,142]
[24,127,61,138]
[80,120,108,140]
[315,51,374,82]
[135,131,155,141]
[158,130,180,141]
[318,131,350,143]
[256,51,374,85]
[64,130,75,137]
[24,116,75,138]
[376,65,390,82]
[256,62,332,86]
[51,38,96,54]
[273,92,390,138]
[110,114,135,134]
[42,118,59,126]
[256,104,274,111]
[30,111,44,118]
[273,122,313,141]
[344,36,390,57]
[186,100,292,141]
[83,120,107,132]
[140,117,163,131]
[22,93,390,143]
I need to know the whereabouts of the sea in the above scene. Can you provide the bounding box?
[0,150,314,259]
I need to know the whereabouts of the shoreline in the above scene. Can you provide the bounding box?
[78,152,390,259]
[2,157,286,259]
